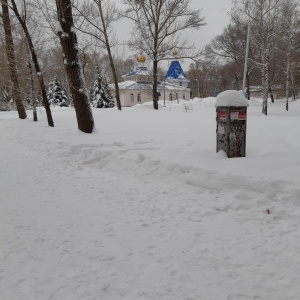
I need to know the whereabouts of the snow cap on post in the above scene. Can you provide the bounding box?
[215,90,249,107]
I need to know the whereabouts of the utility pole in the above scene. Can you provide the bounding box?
[242,22,251,96]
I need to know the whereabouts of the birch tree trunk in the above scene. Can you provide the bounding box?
[281,0,298,109]
[56,0,94,133]
[290,70,296,101]
[286,60,290,111]
[261,48,269,115]
[285,34,292,111]
[233,0,280,116]
[246,71,250,100]
[1,0,27,119]
[269,86,274,103]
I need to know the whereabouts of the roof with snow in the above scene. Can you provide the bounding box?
[110,81,190,91]
[215,90,249,107]
[124,66,150,77]
[165,60,187,80]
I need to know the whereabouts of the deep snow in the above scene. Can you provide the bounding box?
[1,97,300,300]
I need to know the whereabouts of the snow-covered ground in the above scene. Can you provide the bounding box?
[1,97,300,300]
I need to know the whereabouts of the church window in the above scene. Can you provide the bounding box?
[130,93,134,103]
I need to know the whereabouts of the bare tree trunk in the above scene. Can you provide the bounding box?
[56,0,94,133]
[246,71,250,100]
[152,28,159,110]
[261,32,270,115]
[123,0,204,110]
[81,49,86,75]
[152,59,159,110]
[97,0,121,111]
[1,0,27,119]
[234,74,239,90]
[28,52,37,121]
[10,0,54,126]
[290,70,296,101]
[261,56,269,115]
[269,86,274,103]
[285,60,290,111]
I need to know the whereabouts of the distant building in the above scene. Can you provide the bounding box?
[249,85,286,99]
[165,60,189,88]
[111,51,190,107]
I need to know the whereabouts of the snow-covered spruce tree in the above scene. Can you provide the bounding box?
[23,93,32,109]
[72,0,122,110]
[101,75,114,108]
[47,76,68,107]
[90,67,114,108]
[0,87,12,111]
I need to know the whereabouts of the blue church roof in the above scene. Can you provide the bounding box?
[124,66,149,77]
[165,60,187,80]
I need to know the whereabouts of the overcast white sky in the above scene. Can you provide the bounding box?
[113,0,234,70]
[115,0,233,58]
[192,0,233,48]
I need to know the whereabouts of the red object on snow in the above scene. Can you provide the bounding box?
[266,208,271,214]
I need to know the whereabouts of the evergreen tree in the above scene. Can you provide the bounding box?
[23,93,31,109]
[47,76,68,107]
[90,67,114,108]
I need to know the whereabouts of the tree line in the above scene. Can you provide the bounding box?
[188,0,300,115]
[2,0,296,134]
[0,0,205,133]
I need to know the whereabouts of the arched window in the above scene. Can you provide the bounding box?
[183,93,185,100]
[137,93,141,103]
[130,93,134,103]
[169,93,172,101]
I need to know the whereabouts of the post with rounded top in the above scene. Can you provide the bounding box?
[215,90,249,158]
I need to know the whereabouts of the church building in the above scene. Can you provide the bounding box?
[111,51,190,107]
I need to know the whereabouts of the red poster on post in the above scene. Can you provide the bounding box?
[239,112,247,119]
[219,111,227,119]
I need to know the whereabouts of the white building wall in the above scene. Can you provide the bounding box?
[112,84,190,107]
[114,90,152,107]
[165,78,189,88]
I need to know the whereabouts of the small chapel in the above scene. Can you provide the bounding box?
[111,51,190,107]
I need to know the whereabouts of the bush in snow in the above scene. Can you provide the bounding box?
[23,93,32,109]
[47,76,69,107]
[23,92,40,110]
[90,67,114,108]
[0,88,13,111]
